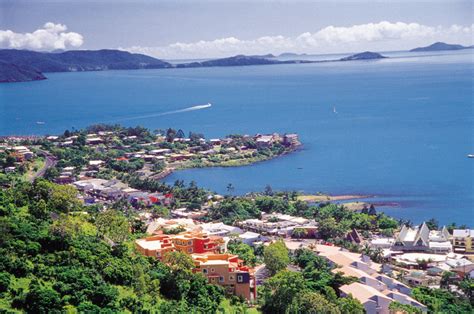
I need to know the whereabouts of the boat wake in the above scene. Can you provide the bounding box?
[112,103,212,122]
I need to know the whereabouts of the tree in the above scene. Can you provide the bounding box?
[96,209,130,243]
[337,295,365,314]
[226,183,235,195]
[426,218,439,230]
[297,291,341,314]
[261,270,306,313]
[264,240,289,276]
[368,204,377,215]
[264,184,273,196]
[227,240,257,266]
[25,281,63,314]
[292,227,308,239]
[162,251,195,273]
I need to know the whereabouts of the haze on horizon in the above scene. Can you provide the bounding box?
[0,0,472,59]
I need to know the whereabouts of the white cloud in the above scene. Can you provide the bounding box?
[124,21,474,59]
[0,22,84,50]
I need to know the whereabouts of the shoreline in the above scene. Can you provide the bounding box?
[151,144,302,181]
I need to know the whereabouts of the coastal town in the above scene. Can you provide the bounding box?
[0,125,472,313]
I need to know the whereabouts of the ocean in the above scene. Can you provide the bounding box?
[1,50,473,225]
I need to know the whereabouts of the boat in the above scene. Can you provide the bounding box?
[333,106,338,114]
[468,154,474,158]
[36,121,45,125]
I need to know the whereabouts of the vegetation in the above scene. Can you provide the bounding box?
[263,240,290,276]
[259,248,363,314]
[0,179,227,313]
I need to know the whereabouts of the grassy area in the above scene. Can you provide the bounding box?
[22,157,45,181]
[218,299,261,314]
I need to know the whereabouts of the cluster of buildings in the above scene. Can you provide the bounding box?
[73,178,172,207]
[136,229,256,301]
[284,242,428,313]
[0,144,35,174]
[236,212,318,237]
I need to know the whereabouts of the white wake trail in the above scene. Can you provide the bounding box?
[112,103,212,122]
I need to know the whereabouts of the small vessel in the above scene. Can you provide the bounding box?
[36,121,45,125]
[333,106,338,114]
[468,154,474,158]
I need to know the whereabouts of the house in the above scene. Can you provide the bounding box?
[239,231,264,246]
[146,218,196,235]
[340,282,392,314]
[199,222,244,237]
[88,160,104,170]
[85,137,103,145]
[255,135,274,148]
[192,253,256,301]
[283,133,299,146]
[452,229,474,253]
[4,166,16,173]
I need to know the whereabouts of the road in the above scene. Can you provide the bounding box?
[29,150,57,182]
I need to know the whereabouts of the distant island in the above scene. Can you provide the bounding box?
[410,42,473,52]
[339,51,387,61]
[0,49,172,83]
[0,49,388,83]
[278,52,310,58]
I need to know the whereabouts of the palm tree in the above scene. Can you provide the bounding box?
[226,183,235,195]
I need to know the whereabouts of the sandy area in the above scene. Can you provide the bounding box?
[297,194,371,202]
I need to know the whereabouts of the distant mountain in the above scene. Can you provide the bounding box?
[0,61,46,83]
[410,42,473,52]
[0,49,173,82]
[0,49,172,73]
[175,54,311,68]
[339,51,387,61]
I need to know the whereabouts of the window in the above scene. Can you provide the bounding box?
[202,269,208,274]
[237,275,243,283]
[188,248,193,253]
[211,268,215,273]
[229,275,235,281]
[219,276,224,283]
[188,241,192,246]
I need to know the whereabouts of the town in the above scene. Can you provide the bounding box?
[0,125,472,313]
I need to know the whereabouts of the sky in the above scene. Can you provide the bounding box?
[0,0,473,59]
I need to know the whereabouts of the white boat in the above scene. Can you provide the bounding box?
[333,106,338,114]
[36,121,45,125]
[468,154,474,158]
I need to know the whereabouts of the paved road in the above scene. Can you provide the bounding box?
[29,150,57,182]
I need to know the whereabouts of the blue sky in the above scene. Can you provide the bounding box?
[0,0,472,58]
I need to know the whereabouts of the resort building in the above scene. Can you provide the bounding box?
[135,231,225,259]
[237,212,317,237]
[316,245,427,313]
[392,223,452,253]
[192,253,256,301]
[452,229,474,254]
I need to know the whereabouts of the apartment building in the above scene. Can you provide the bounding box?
[452,229,474,254]
[135,231,225,259]
[192,253,256,301]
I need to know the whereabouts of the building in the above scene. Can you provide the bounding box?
[192,253,256,301]
[135,231,225,258]
[393,223,452,253]
[237,213,317,237]
[317,245,426,313]
[452,229,474,254]
[283,133,300,146]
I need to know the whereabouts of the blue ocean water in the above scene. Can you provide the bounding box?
[1,51,473,225]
